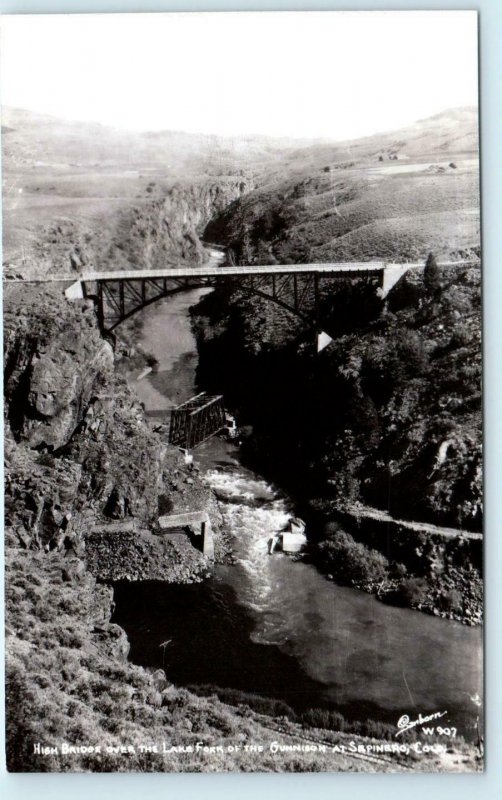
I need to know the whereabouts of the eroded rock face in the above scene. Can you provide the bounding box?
[108,178,252,270]
[26,336,114,449]
[4,288,113,450]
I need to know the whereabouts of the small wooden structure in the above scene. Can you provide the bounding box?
[168,392,226,449]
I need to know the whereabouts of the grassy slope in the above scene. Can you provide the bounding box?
[3,106,480,272]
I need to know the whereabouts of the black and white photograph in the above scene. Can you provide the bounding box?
[1,10,483,773]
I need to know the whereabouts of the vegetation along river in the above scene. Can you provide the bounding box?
[113,288,483,739]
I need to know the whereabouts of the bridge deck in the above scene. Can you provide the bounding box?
[4,260,473,284]
[7,261,401,283]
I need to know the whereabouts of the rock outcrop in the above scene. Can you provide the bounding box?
[4,283,220,571]
[103,177,251,270]
[4,291,113,449]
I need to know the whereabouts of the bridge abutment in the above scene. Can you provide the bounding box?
[380,263,414,297]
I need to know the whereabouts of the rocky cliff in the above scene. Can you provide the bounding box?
[4,287,113,449]
[91,177,252,274]
[4,283,220,569]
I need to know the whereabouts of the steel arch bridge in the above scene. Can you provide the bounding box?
[60,260,434,335]
[12,258,473,337]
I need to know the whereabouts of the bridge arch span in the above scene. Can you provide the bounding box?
[98,277,319,333]
[71,264,389,336]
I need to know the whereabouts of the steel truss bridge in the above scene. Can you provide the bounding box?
[168,392,226,450]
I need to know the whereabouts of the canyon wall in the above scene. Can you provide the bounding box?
[31,177,252,277]
[192,267,482,531]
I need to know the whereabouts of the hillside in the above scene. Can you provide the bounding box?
[2,106,479,273]
[204,108,479,265]
[2,106,328,171]
[2,108,265,273]
[1,106,328,270]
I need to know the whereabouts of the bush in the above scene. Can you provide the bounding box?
[301,708,347,732]
[37,452,55,468]
[437,588,463,613]
[317,530,389,585]
[158,495,174,515]
[391,562,408,579]
[144,352,159,369]
[396,333,429,377]
[397,576,430,607]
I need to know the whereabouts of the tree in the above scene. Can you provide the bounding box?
[423,252,441,292]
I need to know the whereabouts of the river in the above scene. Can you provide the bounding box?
[114,288,483,739]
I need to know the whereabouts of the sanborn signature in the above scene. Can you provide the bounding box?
[395,711,448,737]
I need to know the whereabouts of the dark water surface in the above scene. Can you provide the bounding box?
[116,290,483,738]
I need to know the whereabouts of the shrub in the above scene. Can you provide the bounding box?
[397,576,430,607]
[37,452,55,468]
[391,562,408,579]
[450,323,472,349]
[158,494,174,515]
[317,530,389,585]
[396,333,429,377]
[144,352,159,369]
[301,708,347,732]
